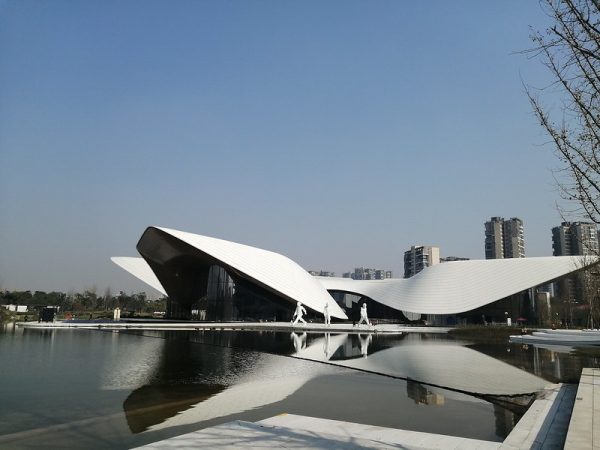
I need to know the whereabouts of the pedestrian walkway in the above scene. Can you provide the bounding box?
[133,382,577,449]
[17,320,450,334]
[565,368,599,450]
[133,414,502,449]
[501,384,576,449]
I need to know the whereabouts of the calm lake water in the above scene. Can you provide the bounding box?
[1,322,599,449]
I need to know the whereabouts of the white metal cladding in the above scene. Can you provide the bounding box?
[111,256,167,296]
[113,228,594,317]
[316,256,588,314]
[156,227,348,319]
[114,227,348,319]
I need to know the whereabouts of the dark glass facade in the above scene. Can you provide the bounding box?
[329,291,405,322]
[172,264,300,322]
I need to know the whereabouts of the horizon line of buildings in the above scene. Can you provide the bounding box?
[310,217,599,303]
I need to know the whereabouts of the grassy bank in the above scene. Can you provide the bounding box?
[448,325,527,342]
[0,308,11,322]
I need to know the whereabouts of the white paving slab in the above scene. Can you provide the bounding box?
[132,377,578,450]
[565,368,599,450]
[501,384,576,450]
[134,420,398,449]
[259,414,501,449]
[134,415,502,450]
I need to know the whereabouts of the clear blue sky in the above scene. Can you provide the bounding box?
[0,1,566,295]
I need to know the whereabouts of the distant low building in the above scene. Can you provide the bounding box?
[350,267,392,280]
[440,256,470,263]
[308,270,335,277]
[1,304,28,313]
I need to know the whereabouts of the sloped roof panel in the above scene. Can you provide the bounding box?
[111,256,167,296]
[153,227,347,319]
[317,256,587,314]
[113,227,594,317]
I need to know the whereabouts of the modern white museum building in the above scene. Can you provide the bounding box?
[112,226,593,323]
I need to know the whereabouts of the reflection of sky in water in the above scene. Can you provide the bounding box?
[0,327,146,440]
[100,331,163,390]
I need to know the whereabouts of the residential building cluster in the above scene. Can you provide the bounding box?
[404,245,440,278]
[309,268,393,279]
[307,270,336,277]
[484,217,525,259]
[552,221,600,303]
[309,216,599,308]
[552,221,599,256]
[403,247,471,278]
[342,268,392,280]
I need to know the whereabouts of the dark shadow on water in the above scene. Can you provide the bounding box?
[124,384,225,433]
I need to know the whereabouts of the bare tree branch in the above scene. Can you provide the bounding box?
[526,0,600,225]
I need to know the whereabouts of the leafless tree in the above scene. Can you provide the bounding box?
[577,254,600,327]
[103,287,113,310]
[526,0,600,224]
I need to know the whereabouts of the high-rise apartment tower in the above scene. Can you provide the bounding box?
[404,245,440,278]
[552,222,599,303]
[552,222,599,257]
[484,217,525,259]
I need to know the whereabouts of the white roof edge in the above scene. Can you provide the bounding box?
[111,256,167,296]
[137,227,348,319]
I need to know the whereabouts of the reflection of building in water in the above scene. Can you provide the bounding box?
[493,404,519,439]
[290,332,307,354]
[323,333,331,359]
[123,384,225,433]
[472,341,599,385]
[358,334,372,358]
[406,380,445,406]
[330,334,375,360]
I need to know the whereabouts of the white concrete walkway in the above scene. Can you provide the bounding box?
[501,384,576,450]
[134,382,577,449]
[17,320,450,334]
[134,414,502,449]
[565,368,599,450]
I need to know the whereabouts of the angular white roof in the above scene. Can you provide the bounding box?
[113,226,348,319]
[317,256,588,314]
[113,227,595,317]
[111,256,167,296]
